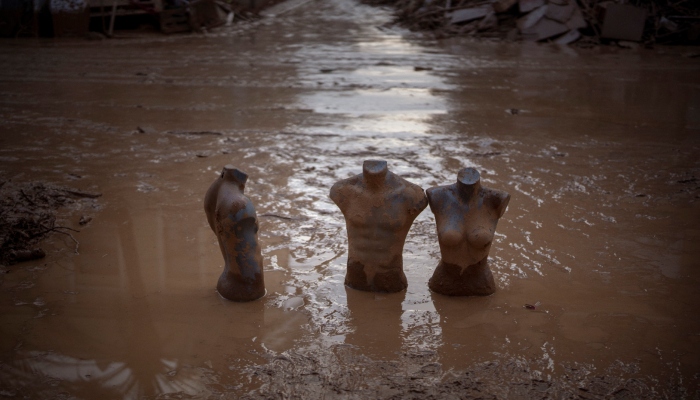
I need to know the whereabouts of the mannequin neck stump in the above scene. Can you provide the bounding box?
[456,167,480,201]
[363,159,389,188]
[222,165,248,192]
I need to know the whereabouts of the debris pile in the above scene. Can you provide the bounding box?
[364,0,700,45]
[0,181,100,266]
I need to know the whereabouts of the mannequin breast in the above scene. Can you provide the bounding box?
[434,197,498,268]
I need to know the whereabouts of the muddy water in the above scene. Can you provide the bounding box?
[1,0,699,398]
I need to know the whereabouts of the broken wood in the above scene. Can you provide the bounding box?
[519,0,544,13]
[521,17,569,41]
[493,0,517,13]
[517,5,547,31]
[449,6,491,24]
[61,189,103,199]
[546,1,574,23]
[554,29,581,44]
[9,249,46,264]
[565,7,586,30]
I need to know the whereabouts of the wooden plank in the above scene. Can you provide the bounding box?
[449,6,492,24]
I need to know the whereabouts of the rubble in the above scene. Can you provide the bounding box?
[0,181,101,266]
[0,0,282,37]
[553,27,579,43]
[521,16,569,41]
[600,3,646,41]
[519,0,544,13]
[449,5,491,24]
[363,0,700,46]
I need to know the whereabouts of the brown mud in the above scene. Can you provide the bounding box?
[0,0,699,398]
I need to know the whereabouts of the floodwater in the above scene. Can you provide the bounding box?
[0,0,699,398]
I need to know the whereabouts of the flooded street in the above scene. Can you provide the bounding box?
[1,0,699,397]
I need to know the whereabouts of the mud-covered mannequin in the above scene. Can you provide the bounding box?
[204,165,265,301]
[330,160,428,292]
[426,168,510,296]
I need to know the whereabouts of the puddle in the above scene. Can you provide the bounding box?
[0,0,699,397]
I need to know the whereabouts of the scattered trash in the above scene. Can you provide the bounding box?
[282,296,304,310]
[524,301,541,310]
[137,126,158,134]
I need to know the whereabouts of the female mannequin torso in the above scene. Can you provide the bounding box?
[426,168,510,296]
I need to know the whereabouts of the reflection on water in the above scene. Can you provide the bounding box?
[8,352,207,399]
[301,87,447,136]
[345,288,405,359]
[0,194,306,398]
[299,61,450,136]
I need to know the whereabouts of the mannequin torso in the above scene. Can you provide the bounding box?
[426,168,509,296]
[330,160,428,292]
[204,166,265,301]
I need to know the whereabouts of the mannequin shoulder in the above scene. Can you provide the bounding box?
[233,197,257,220]
[483,187,511,218]
[204,178,223,208]
[329,175,363,205]
[222,196,256,222]
[211,194,256,227]
[392,175,424,198]
[393,176,428,210]
[426,184,454,206]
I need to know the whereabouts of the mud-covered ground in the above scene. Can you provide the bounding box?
[0,0,699,398]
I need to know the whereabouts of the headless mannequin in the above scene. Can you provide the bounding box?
[426,168,510,296]
[330,160,428,292]
[204,165,265,301]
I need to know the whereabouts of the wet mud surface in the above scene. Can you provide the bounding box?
[0,0,699,398]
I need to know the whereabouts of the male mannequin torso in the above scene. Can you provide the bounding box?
[330,160,428,292]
